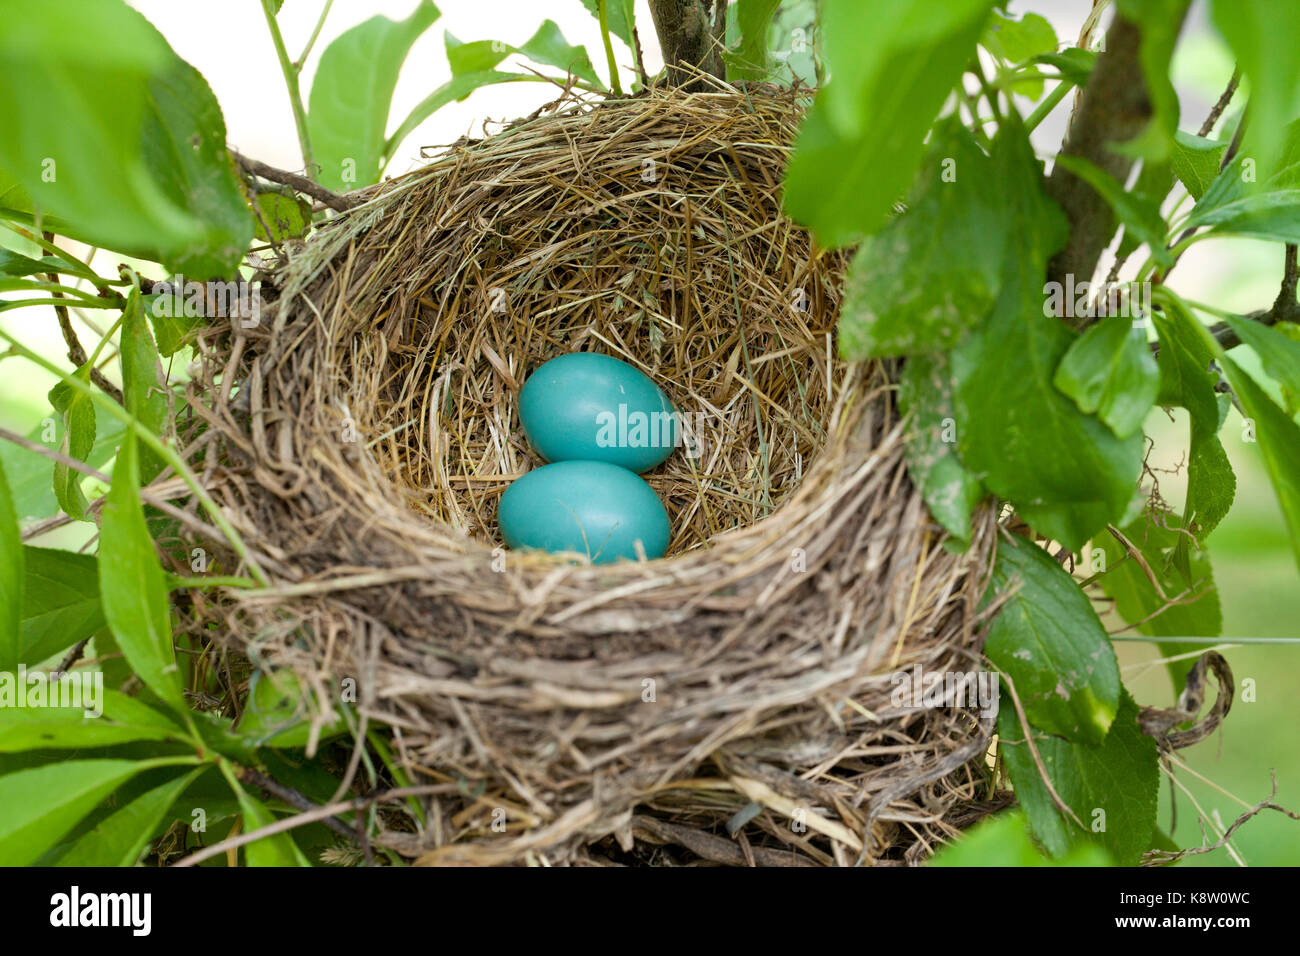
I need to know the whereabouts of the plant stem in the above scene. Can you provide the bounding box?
[0,328,270,586]
[296,0,335,68]
[261,0,315,178]
[597,0,623,95]
[1025,79,1073,134]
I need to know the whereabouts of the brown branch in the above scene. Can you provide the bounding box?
[42,233,124,405]
[1045,12,1187,312]
[1201,244,1300,351]
[1142,773,1300,865]
[230,149,360,212]
[648,0,726,90]
[1198,67,1240,137]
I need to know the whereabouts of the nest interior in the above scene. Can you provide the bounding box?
[186,87,1002,866]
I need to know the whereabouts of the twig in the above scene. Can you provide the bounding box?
[42,233,124,405]
[1198,66,1240,137]
[231,150,359,212]
[1001,673,1088,833]
[237,767,357,842]
[1143,773,1299,865]
[171,784,455,867]
[1200,245,1300,351]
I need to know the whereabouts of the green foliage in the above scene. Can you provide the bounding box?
[578,0,635,46]
[783,0,995,247]
[1055,156,1173,270]
[838,121,1007,358]
[898,353,984,544]
[307,1,443,191]
[1210,0,1300,172]
[56,768,204,867]
[1053,316,1160,439]
[952,122,1143,552]
[120,288,169,486]
[1171,131,1228,201]
[930,810,1114,866]
[998,690,1159,865]
[48,373,96,522]
[0,0,251,276]
[252,191,312,242]
[984,535,1120,745]
[0,462,20,671]
[727,0,784,81]
[1113,0,1189,161]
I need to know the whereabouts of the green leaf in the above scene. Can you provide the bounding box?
[0,688,187,752]
[998,690,1159,865]
[1186,125,1300,244]
[236,669,344,749]
[984,534,1121,744]
[0,249,89,279]
[1210,0,1300,174]
[120,288,169,486]
[251,191,312,242]
[1152,305,1236,539]
[929,810,1113,866]
[728,0,783,81]
[444,32,509,74]
[0,0,252,276]
[1055,156,1173,269]
[899,354,985,544]
[1096,520,1221,689]
[952,123,1144,551]
[0,758,183,866]
[1218,354,1300,573]
[18,547,103,666]
[56,767,203,867]
[578,0,635,46]
[1117,159,1174,259]
[99,434,185,708]
[307,1,442,191]
[229,776,311,867]
[384,70,525,164]
[517,20,600,86]
[783,0,995,247]
[0,461,20,670]
[0,418,124,523]
[1276,322,1300,414]
[1223,315,1300,397]
[48,373,97,522]
[1113,0,1189,161]
[838,121,1007,358]
[1053,316,1160,438]
[1033,48,1096,86]
[1171,131,1227,201]
[983,10,1056,63]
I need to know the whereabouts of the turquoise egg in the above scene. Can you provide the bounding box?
[498,460,670,563]
[519,352,678,473]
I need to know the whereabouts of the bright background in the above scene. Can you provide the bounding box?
[0,0,1295,864]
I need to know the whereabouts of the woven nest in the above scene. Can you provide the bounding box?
[181,86,1006,866]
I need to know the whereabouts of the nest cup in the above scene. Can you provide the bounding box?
[186,87,1001,865]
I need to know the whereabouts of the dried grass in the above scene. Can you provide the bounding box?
[178,85,1003,865]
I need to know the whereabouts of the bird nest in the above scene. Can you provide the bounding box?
[180,86,1005,866]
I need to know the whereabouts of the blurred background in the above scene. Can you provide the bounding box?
[1,0,1294,864]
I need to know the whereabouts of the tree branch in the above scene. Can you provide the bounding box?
[230,149,360,213]
[1045,14,1186,307]
[648,0,726,90]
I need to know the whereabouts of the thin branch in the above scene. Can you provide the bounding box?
[230,149,359,212]
[1143,773,1300,865]
[1198,66,1240,137]
[42,233,124,405]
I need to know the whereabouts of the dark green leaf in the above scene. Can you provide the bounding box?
[952,123,1143,551]
[1223,315,1300,396]
[578,0,635,46]
[998,690,1159,865]
[1118,159,1174,259]
[0,688,187,752]
[120,288,168,485]
[236,669,344,749]
[0,758,166,866]
[1171,131,1227,201]
[728,0,783,81]
[1210,0,1300,174]
[1152,305,1236,539]
[251,191,312,242]
[18,547,103,666]
[307,1,442,191]
[838,122,1006,358]
[56,767,203,866]
[899,353,985,544]
[1055,156,1173,269]
[1218,354,1300,573]
[1113,0,1189,161]
[783,0,995,247]
[48,373,96,522]
[1053,315,1160,438]
[929,810,1113,866]
[99,434,185,708]
[984,534,1121,744]
[0,0,252,276]
[517,20,600,86]
[0,461,20,670]
[0,249,88,279]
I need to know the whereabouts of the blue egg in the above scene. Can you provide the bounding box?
[519,353,678,473]
[498,461,670,563]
